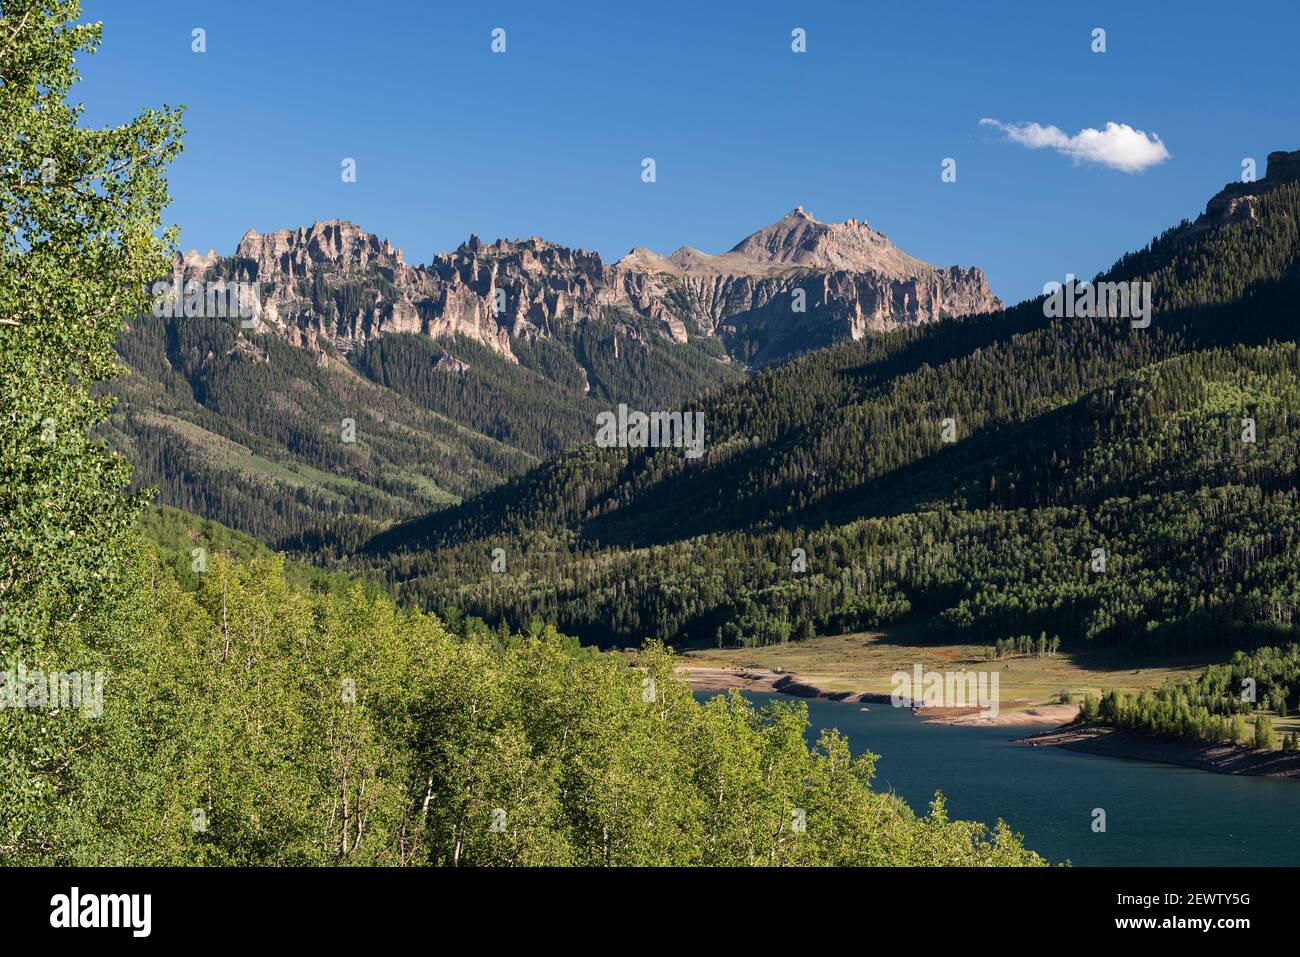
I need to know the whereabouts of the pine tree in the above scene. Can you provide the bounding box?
[1230,715,1247,745]
[1254,715,1279,751]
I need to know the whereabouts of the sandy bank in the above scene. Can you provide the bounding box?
[1019,722,1300,779]
[920,703,1079,727]
[678,666,1077,727]
[679,666,886,703]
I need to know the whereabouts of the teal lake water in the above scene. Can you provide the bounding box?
[702,691,1300,866]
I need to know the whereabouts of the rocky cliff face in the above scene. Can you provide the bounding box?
[1179,149,1300,245]
[178,207,1001,369]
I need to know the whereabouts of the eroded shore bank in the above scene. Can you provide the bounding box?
[679,666,1076,727]
[1019,722,1300,779]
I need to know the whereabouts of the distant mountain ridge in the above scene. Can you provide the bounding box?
[177,207,1001,370]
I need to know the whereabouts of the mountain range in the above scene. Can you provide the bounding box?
[178,205,1000,368]
[103,208,999,551]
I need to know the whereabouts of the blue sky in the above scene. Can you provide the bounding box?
[80,0,1300,305]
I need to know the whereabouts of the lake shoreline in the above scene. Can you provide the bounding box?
[684,665,1300,778]
[1018,722,1300,779]
[679,666,1077,727]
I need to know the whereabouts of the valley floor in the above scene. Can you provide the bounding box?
[679,627,1208,727]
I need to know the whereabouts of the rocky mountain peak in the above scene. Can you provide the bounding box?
[615,207,935,281]
[233,219,405,274]
[729,206,897,272]
[1180,147,1299,245]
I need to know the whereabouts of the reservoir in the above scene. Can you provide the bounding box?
[706,691,1300,866]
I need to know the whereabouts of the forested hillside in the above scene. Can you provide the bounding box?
[1079,644,1300,749]
[364,171,1300,656]
[11,539,1045,866]
[99,312,531,556]
[100,289,741,555]
[350,320,740,459]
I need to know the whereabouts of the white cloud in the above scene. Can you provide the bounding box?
[979,118,1171,173]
